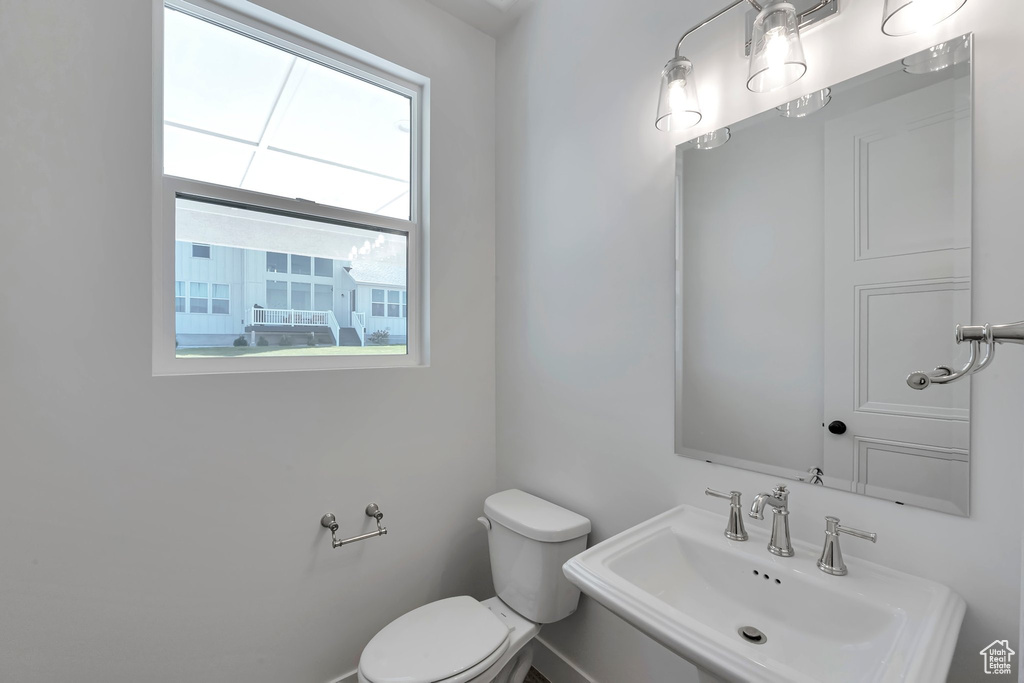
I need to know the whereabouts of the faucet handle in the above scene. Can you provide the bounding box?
[827,516,877,543]
[817,516,876,576]
[705,488,742,505]
[705,488,748,541]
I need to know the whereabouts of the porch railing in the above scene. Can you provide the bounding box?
[352,312,366,346]
[250,307,329,327]
[326,310,341,347]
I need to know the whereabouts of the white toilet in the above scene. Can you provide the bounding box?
[357,489,591,683]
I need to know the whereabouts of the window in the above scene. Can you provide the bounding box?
[212,284,229,314]
[189,282,208,313]
[291,254,311,276]
[267,281,288,309]
[291,282,311,311]
[314,284,333,311]
[314,257,333,278]
[371,289,386,317]
[158,2,424,373]
[267,252,287,273]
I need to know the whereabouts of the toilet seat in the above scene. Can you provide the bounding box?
[359,596,511,683]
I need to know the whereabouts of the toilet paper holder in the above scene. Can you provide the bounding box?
[320,503,388,549]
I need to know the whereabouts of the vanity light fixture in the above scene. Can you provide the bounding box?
[747,2,807,93]
[777,87,831,117]
[656,0,836,131]
[882,0,968,37]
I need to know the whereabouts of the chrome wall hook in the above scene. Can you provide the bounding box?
[908,320,1024,390]
[320,503,388,549]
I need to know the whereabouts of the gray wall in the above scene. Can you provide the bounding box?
[496,1,1024,681]
[0,1,495,681]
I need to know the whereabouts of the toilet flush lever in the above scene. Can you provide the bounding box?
[320,503,388,549]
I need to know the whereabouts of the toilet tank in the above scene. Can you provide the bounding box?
[482,490,591,624]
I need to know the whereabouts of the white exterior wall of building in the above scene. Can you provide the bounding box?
[175,241,372,346]
[174,241,245,345]
[355,283,408,342]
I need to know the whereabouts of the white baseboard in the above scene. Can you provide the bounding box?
[325,669,358,683]
[329,637,594,683]
[532,636,599,683]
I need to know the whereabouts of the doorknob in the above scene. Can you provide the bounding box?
[827,421,847,435]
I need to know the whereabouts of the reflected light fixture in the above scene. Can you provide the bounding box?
[901,33,971,73]
[691,128,732,150]
[777,87,831,117]
[882,0,968,36]
[655,0,836,132]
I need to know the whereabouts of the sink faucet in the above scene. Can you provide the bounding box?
[749,484,794,557]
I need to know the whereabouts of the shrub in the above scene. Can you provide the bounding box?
[306,333,317,347]
[175,338,179,348]
[368,330,391,346]
[256,336,269,347]
[279,335,293,346]
[233,336,249,347]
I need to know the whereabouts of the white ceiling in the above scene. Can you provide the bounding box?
[423,0,532,37]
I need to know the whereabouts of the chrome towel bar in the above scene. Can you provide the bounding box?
[908,321,1024,390]
[320,503,387,549]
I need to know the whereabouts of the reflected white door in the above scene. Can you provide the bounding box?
[823,79,971,515]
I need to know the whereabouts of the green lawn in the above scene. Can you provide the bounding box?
[176,345,407,358]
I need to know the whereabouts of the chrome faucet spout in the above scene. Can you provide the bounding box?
[748,484,794,557]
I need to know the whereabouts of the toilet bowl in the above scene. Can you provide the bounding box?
[357,490,591,683]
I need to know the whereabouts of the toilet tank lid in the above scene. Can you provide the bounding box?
[484,489,591,543]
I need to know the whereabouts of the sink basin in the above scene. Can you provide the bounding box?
[563,504,965,683]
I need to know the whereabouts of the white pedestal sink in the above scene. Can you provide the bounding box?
[563,504,965,683]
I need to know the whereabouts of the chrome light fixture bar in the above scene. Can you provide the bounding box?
[656,0,836,131]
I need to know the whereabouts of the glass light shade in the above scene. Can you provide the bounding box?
[882,0,967,36]
[747,2,807,93]
[777,88,831,117]
[691,128,731,150]
[656,57,702,132]
[902,34,971,74]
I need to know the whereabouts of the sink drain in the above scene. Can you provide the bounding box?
[738,626,767,645]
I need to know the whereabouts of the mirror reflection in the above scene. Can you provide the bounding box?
[676,35,972,516]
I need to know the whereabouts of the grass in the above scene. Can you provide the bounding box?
[176,345,407,358]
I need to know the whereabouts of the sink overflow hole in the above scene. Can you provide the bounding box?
[738,626,767,645]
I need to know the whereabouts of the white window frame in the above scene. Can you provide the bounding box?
[211,283,230,315]
[152,0,429,375]
[188,281,209,313]
[191,243,211,259]
[175,280,186,313]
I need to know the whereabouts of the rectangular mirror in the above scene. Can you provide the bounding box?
[675,35,972,516]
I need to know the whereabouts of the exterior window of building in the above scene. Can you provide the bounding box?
[267,252,287,273]
[160,2,424,372]
[314,257,333,277]
[189,282,208,313]
[291,254,311,276]
[371,289,386,317]
[211,284,230,314]
[292,282,311,311]
[314,284,333,311]
[267,281,287,309]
